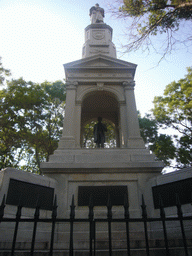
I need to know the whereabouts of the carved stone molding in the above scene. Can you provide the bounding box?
[76,85,125,102]
[123,81,135,90]
[66,81,78,90]
[92,30,105,40]
[97,82,104,90]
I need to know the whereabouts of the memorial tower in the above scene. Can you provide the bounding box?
[41,4,164,217]
[1,6,192,253]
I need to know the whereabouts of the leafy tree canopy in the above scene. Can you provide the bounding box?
[138,112,176,166]
[0,57,11,85]
[152,67,192,167]
[0,78,66,174]
[110,0,192,57]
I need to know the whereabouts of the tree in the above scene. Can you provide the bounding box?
[138,112,176,165]
[0,78,66,173]
[152,67,192,167]
[0,57,11,85]
[109,0,192,58]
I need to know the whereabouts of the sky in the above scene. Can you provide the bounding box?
[0,0,192,117]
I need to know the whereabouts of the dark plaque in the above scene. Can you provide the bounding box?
[152,177,192,209]
[6,178,54,210]
[78,186,128,206]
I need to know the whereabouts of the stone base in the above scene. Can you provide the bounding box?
[40,148,164,219]
[127,137,145,149]
[41,148,164,171]
[1,168,192,254]
[58,136,76,149]
[41,170,162,219]
[1,239,192,256]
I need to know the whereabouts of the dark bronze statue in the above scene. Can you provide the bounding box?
[94,117,107,148]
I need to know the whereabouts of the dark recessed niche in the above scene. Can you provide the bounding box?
[6,178,54,210]
[78,185,128,206]
[152,178,192,209]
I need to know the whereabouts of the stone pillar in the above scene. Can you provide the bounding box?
[74,103,81,148]
[119,103,128,148]
[115,124,120,148]
[123,81,145,149]
[58,82,77,149]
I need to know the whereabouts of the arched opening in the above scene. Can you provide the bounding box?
[80,91,120,148]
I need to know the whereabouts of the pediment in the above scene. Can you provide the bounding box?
[64,55,137,71]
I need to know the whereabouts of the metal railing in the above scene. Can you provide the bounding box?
[0,193,192,256]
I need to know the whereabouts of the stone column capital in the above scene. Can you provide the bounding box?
[123,81,135,90]
[66,81,78,89]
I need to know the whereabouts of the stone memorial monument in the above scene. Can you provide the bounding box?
[0,5,192,253]
[40,4,164,220]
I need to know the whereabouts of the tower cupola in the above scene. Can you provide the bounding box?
[82,4,116,58]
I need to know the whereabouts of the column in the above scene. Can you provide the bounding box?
[58,82,77,149]
[74,103,81,148]
[119,103,128,148]
[123,81,145,149]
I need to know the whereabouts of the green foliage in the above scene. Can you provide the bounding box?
[152,67,192,167]
[111,0,192,56]
[149,134,176,165]
[0,57,11,85]
[138,112,176,165]
[139,68,192,168]
[83,121,96,148]
[138,112,158,144]
[0,78,66,173]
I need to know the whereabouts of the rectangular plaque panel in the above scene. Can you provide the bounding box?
[6,178,54,210]
[78,186,128,206]
[152,178,192,209]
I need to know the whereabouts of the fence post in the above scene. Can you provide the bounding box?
[159,195,170,256]
[0,195,6,222]
[11,200,22,256]
[89,195,95,256]
[69,195,75,256]
[107,193,112,256]
[141,195,150,256]
[124,194,131,256]
[30,198,40,256]
[176,194,188,256]
[49,195,57,256]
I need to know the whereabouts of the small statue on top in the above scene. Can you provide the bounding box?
[89,4,105,24]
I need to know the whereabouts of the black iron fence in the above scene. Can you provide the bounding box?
[0,193,192,256]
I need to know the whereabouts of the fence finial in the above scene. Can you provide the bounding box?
[107,193,112,220]
[176,193,181,207]
[89,194,94,220]
[124,193,129,219]
[0,194,6,220]
[176,193,183,218]
[34,196,40,219]
[141,194,147,219]
[159,195,165,219]
[70,195,75,219]
[52,195,58,219]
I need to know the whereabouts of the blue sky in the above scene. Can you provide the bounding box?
[0,0,192,116]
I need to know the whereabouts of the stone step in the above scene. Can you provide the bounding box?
[0,247,192,256]
[0,239,192,255]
